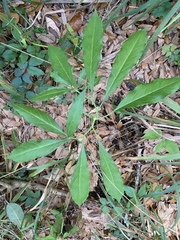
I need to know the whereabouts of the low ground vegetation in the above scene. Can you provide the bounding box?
[0,0,180,239]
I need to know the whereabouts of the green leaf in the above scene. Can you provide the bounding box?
[29,56,43,66]
[163,97,180,114]
[99,141,124,202]
[115,77,180,111]
[12,77,22,87]
[6,203,24,227]
[0,76,20,96]
[124,186,136,198]
[104,30,147,100]
[82,11,103,92]
[27,66,44,76]
[2,49,18,61]
[66,91,85,137]
[138,184,147,197]
[19,53,29,64]
[12,104,66,136]
[48,46,77,87]
[155,139,179,154]
[8,139,66,162]
[39,237,56,240]
[50,71,70,87]
[70,145,90,206]
[30,87,69,102]
[137,152,180,161]
[142,129,162,140]
[78,68,87,85]
[15,68,23,77]
[22,73,32,84]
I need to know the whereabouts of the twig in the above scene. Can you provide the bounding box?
[0,179,67,197]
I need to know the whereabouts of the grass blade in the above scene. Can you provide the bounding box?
[0,75,20,96]
[103,0,164,29]
[142,1,180,59]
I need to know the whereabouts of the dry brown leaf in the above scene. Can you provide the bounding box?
[88,161,98,191]
[46,16,61,39]
[0,12,19,23]
[69,12,83,32]
[157,202,178,237]
[35,33,56,44]
[65,160,75,175]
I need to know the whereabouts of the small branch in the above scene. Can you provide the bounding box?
[0,179,67,197]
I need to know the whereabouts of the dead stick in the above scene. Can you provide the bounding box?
[0,179,67,197]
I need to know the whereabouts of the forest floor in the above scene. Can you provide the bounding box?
[0,0,180,239]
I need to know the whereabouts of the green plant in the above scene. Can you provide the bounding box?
[37,208,79,240]
[130,0,145,5]
[0,13,50,101]
[19,189,41,207]
[152,1,172,18]
[142,129,179,154]
[103,0,180,58]
[162,44,180,66]
[7,11,180,208]
[98,179,178,239]
[59,23,82,55]
[4,202,34,239]
[0,42,49,100]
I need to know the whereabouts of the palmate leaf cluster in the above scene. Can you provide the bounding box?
[8,11,180,206]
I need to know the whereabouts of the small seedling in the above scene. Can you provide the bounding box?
[162,44,180,66]
[19,189,41,207]
[142,129,179,154]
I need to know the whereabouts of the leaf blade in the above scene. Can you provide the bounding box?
[0,75,20,96]
[8,139,67,162]
[163,97,180,114]
[12,104,65,136]
[82,11,103,91]
[70,145,90,206]
[115,77,180,111]
[30,87,69,102]
[6,203,24,227]
[66,91,85,136]
[99,141,124,202]
[48,46,76,87]
[104,30,147,100]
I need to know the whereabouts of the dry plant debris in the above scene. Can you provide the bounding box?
[0,0,180,239]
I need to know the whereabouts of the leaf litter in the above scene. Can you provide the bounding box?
[0,0,180,239]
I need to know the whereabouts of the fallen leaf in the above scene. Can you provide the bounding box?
[69,12,83,32]
[46,16,61,39]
